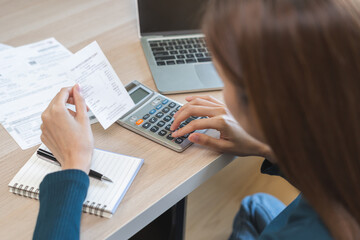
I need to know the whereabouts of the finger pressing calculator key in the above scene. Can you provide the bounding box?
[117,80,207,152]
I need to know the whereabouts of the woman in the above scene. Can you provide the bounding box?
[34,0,360,239]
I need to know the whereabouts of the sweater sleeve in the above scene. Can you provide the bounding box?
[33,169,89,240]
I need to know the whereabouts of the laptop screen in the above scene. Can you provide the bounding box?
[137,0,210,36]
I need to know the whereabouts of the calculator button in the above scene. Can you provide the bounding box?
[149,109,156,114]
[176,106,181,111]
[156,104,163,110]
[156,112,164,118]
[170,111,176,117]
[136,119,144,125]
[149,117,158,123]
[152,98,161,106]
[185,117,194,123]
[163,116,172,122]
[158,130,167,136]
[162,107,170,113]
[180,123,186,128]
[169,102,176,108]
[162,99,169,105]
[143,114,150,120]
[157,121,165,127]
[166,134,174,140]
[183,133,190,138]
[165,124,171,131]
[142,122,151,129]
[130,116,137,122]
[150,126,159,132]
[175,138,184,144]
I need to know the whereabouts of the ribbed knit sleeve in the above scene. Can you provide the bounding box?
[33,169,89,240]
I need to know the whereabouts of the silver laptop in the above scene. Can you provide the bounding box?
[136,0,223,94]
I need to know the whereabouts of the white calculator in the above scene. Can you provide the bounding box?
[117,80,207,152]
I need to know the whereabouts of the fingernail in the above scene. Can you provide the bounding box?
[191,134,199,142]
[77,86,83,97]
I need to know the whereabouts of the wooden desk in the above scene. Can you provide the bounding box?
[0,0,235,239]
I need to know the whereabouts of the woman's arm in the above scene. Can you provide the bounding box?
[33,170,89,240]
[33,85,94,239]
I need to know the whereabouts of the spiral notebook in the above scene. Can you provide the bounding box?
[8,146,144,218]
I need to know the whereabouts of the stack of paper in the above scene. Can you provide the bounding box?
[0,39,135,150]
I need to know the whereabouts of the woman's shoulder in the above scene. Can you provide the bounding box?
[259,195,333,240]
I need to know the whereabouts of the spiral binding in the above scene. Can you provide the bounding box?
[10,183,39,199]
[83,200,90,213]
[83,201,107,217]
[11,183,109,217]
[95,203,101,216]
[89,202,96,215]
[100,205,107,218]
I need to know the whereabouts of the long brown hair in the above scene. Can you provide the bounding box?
[203,0,360,239]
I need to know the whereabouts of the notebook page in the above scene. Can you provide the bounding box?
[8,152,61,196]
[9,146,143,217]
[84,149,144,214]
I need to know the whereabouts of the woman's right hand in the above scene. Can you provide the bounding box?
[171,96,272,159]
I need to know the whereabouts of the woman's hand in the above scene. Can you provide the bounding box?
[171,96,272,158]
[40,85,94,174]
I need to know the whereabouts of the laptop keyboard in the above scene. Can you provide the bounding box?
[148,37,212,66]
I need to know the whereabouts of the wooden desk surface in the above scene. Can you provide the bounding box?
[0,1,235,239]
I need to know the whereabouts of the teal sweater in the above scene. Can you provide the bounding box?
[259,195,332,239]
[33,170,89,240]
[33,162,332,239]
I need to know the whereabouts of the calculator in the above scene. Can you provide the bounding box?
[117,80,207,152]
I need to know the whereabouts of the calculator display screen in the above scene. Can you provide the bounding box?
[130,87,150,104]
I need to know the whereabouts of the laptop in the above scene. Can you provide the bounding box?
[136,0,223,94]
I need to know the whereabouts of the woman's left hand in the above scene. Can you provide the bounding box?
[171,96,272,158]
[40,85,94,174]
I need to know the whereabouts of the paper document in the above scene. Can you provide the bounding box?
[0,38,73,122]
[2,108,43,149]
[0,43,12,52]
[65,41,135,129]
[0,39,131,149]
[66,104,98,125]
[0,38,74,149]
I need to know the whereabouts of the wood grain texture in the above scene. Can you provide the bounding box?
[0,1,299,239]
[0,0,227,239]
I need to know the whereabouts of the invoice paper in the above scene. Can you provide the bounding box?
[64,41,135,129]
[0,39,128,149]
[0,43,12,52]
[0,38,73,122]
[0,38,74,149]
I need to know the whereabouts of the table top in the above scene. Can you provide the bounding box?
[0,0,235,239]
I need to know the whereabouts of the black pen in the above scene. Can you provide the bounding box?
[37,148,113,183]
